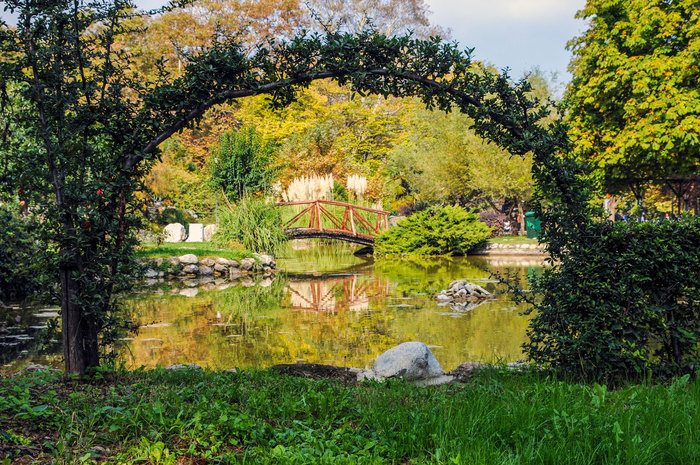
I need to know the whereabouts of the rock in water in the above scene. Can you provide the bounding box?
[372,342,444,380]
[164,223,186,242]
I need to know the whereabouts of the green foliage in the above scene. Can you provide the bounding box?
[0,205,44,301]
[1,369,699,463]
[332,181,349,201]
[213,198,287,254]
[375,206,491,255]
[524,216,700,381]
[209,126,277,202]
[567,0,700,192]
[156,207,191,228]
[389,98,535,209]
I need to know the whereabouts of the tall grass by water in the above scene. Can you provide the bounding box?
[1,368,697,464]
[214,198,287,255]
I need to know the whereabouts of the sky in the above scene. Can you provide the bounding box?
[425,0,587,86]
[1,0,588,87]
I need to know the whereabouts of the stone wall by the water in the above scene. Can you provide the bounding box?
[137,253,276,280]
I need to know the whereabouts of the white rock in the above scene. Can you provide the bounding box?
[253,253,274,266]
[356,369,381,382]
[203,224,219,242]
[215,257,231,266]
[199,266,214,276]
[413,375,456,386]
[179,254,198,265]
[164,223,187,242]
[22,364,61,373]
[214,264,228,274]
[144,269,158,278]
[372,342,444,380]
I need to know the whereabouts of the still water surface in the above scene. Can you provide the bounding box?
[121,241,542,372]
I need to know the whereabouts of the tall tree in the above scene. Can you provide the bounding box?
[209,126,277,202]
[389,101,534,210]
[567,0,700,196]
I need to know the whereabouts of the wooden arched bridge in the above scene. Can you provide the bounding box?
[277,200,390,245]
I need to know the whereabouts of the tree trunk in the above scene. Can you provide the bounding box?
[59,259,100,376]
[517,200,526,236]
[60,263,86,376]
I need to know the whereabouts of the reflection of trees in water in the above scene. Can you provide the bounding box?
[285,275,391,313]
[118,254,542,370]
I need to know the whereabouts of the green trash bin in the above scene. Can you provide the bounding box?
[524,211,541,239]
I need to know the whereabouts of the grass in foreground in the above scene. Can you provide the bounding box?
[135,242,254,261]
[1,368,698,464]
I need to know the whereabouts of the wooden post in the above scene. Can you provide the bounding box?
[342,207,349,229]
[316,201,323,232]
[349,208,356,235]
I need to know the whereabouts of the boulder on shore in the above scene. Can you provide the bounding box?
[239,257,256,271]
[372,341,445,380]
[164,223,187,242]
[203,224,218,242]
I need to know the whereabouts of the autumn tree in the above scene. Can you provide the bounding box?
[389,101,533,212]
[567,0,700,205]
[137,0,443,204]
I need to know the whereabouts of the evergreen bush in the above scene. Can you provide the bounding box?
[374,205,491,256]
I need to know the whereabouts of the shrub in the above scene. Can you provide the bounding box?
[479,210,507,237]
[524,216,700,381]
[213,198,286,254]
[374,205,491,255]
[0,205,44,301]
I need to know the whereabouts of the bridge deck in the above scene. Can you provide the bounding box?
[285,228,375,246]
[278,200,390,245]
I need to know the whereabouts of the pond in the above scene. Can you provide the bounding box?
[1,241,544,373]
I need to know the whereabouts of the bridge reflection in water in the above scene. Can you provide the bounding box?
[285,275,391,313]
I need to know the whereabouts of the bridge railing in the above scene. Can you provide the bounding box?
[277,200,390,237]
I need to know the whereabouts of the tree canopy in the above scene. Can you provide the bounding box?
[567,0,700,193]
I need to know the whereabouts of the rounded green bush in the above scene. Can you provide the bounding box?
[375,205,491,256]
